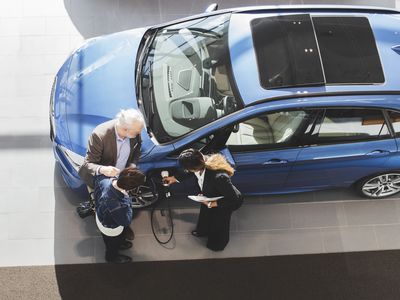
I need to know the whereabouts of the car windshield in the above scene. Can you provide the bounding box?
[140,13,241,143]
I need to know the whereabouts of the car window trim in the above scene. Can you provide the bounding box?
[384,109,400,138]
[383,109,396,138]
[247,91,400,107]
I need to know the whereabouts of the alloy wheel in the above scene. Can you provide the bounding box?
[130,179,159,208]
[361,173,400,198]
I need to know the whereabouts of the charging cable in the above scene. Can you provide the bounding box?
[150,171,174,244]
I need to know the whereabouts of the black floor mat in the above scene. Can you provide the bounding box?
[55,250,400,300]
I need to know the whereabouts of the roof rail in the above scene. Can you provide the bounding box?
[247,90,400,107]
[233,5,400,15]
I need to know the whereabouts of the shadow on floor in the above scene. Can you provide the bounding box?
[46,250,400,300]
[0,134,51,149]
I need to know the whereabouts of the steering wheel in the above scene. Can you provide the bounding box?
[223,96,237,115]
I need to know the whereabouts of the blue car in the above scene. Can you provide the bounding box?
[50,5,400,207]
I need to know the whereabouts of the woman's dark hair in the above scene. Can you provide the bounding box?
[178,148,205,171]
[117,167,146,190]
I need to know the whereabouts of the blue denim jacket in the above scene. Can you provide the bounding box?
[94,175,133,228]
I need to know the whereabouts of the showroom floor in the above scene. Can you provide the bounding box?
[1,0,400,269]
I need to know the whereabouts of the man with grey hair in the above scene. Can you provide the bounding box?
[79,108,145,240]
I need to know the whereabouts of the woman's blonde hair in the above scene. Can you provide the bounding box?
[205,153,235,177]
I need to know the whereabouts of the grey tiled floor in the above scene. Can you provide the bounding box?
[0,0,399,267]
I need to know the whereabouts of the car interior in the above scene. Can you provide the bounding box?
[226,111,306,146]
[149,14,241,141]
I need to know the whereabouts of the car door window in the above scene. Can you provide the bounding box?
[312,108,391,144]
[388,111,400,137]
[226,110,318,150]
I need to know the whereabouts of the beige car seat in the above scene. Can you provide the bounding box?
[227,111,305,146]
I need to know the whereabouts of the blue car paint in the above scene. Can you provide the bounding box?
[53,145,86,192]
[287,139,398,190]
[53,56,73,149]
[230,147,301,194]
[57,27,154,157]
[51,6,400,198]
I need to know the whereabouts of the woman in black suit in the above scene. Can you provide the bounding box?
[164,149,243,251]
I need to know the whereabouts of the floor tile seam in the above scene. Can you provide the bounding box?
[235,223,400,233]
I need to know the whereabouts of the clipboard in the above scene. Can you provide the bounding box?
[188,195,224,202]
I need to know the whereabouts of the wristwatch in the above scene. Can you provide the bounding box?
[207,202,213,208]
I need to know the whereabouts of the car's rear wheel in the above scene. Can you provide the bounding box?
[130,178,159,208]
[356,173,400,199]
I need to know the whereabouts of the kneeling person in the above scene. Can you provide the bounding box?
[94,167,145,263]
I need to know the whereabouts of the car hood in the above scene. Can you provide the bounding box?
[62,27,154,157]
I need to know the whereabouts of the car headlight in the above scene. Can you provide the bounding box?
[49,76,57,141]
[60,145,85,172]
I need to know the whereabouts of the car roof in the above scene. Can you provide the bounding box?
[227,6,400,107]
[150,6,400,107]
[154,5,400,29]
[230,5,400,14]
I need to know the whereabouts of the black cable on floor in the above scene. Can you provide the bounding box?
[150,185,174,245]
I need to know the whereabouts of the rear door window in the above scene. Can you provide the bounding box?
[388,111,400,137]
[312,108,390,144]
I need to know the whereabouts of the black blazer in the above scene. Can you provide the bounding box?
[177,168,243,210]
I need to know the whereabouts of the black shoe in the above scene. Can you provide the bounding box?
[119,240,133,250]
[124,226,135,241]
[76,201,94,219]
[106,254,132,264]
[191,230,207,237]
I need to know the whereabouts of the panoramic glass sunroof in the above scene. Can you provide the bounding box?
[251,14,384,89]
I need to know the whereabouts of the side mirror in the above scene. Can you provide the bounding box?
[205,3,218,13]
[232,124,239,133]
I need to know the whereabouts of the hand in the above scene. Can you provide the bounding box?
[100,166,120,177]
[162,176,178,185]
[202,201,217,208]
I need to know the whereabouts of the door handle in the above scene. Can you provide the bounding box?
[365,150,390,156]
[262,159,288,165]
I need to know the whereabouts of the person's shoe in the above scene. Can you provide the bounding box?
[106,254,132,264]
[119,240,133,250]
[191,230,207,237]
[124,226,135,241]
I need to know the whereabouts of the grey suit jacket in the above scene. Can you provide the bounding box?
[78,119,142,188]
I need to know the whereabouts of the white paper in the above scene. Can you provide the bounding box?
[188,195,224,202]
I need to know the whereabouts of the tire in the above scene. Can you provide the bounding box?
[130,177,159,209]
[355,172,400,199]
